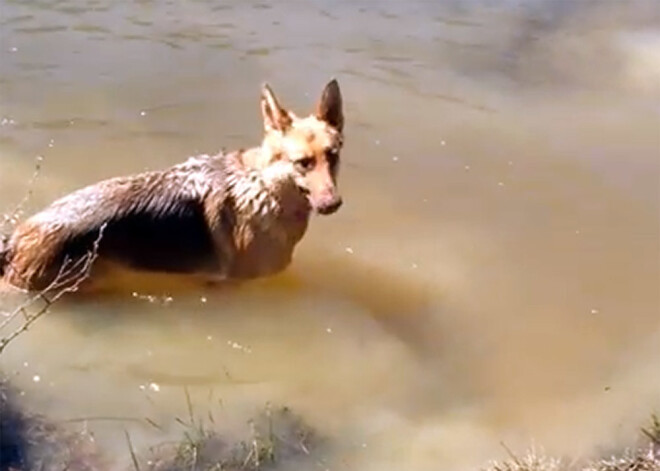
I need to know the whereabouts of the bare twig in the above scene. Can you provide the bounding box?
[641,413,660,448]
[0,224,106,355]
[500,441,524,467]
[144,417,164,432]
[60,416,148,425]
[184,386,196,428]
[1,155,43,233]
[125,429,141,471]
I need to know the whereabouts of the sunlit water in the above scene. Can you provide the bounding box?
[1,1,659,469]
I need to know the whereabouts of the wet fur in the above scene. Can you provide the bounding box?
[0,80,344,293]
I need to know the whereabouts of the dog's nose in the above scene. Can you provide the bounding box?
[318,197,343,215]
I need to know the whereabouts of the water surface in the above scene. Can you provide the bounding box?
[1,1,659,469]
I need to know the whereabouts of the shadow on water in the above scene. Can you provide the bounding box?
[53,250,446,361]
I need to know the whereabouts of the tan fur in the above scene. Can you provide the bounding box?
[0,80,345,293]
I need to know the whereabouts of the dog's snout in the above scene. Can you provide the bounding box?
[317,196,343,215]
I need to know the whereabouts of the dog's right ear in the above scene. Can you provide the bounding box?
[315,78,343,132]
[261,83,292,133]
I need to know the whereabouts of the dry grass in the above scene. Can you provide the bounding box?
[137,401,321,471]
[0,376,323,471]
[583,446,659,471]
[482,417,660,471]
[482,445,567,471]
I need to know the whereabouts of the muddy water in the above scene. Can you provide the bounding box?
[1,0,659,469]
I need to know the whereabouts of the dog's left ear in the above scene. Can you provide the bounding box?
[261,83,292,132]
[315,79,343,132]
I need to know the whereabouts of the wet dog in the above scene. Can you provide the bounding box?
[0,79,344,293]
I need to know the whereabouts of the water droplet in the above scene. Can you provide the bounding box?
[345,247,354,254]
[326,328,333,334]
[464,165,470,171]
[148,382,160,392]
[140,110,147,116]
[392,156,399,162]
[10,47,18,53]
[440,140,446,146]
[200,296,207,303]
[33,375,40,383]
[590,308,599,314]
[227,340,252,353]
[498,181,504,187]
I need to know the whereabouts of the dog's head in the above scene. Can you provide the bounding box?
[257,79,344,216]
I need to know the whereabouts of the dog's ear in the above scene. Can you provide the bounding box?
[261,83,292,132]
[315,79,343,132]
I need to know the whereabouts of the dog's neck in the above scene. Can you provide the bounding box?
[218,146,310,279]
[238,142,275,170]
[223,147,310,225]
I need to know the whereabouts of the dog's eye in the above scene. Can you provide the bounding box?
[295,157,315,172]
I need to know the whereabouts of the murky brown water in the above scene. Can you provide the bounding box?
[1,0,659,469]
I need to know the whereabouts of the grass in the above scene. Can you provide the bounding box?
[135,399,321,471]
[1,372,658,471]
[482,444,566,471]
[481,417,660,471]
[1,377,322,471]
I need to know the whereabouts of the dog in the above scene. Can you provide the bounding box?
[0,79,344,293]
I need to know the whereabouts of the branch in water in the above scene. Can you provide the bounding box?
[0,224,106,355]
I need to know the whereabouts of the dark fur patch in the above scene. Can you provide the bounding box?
[0,234,8,277]
[85,198,221,274]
